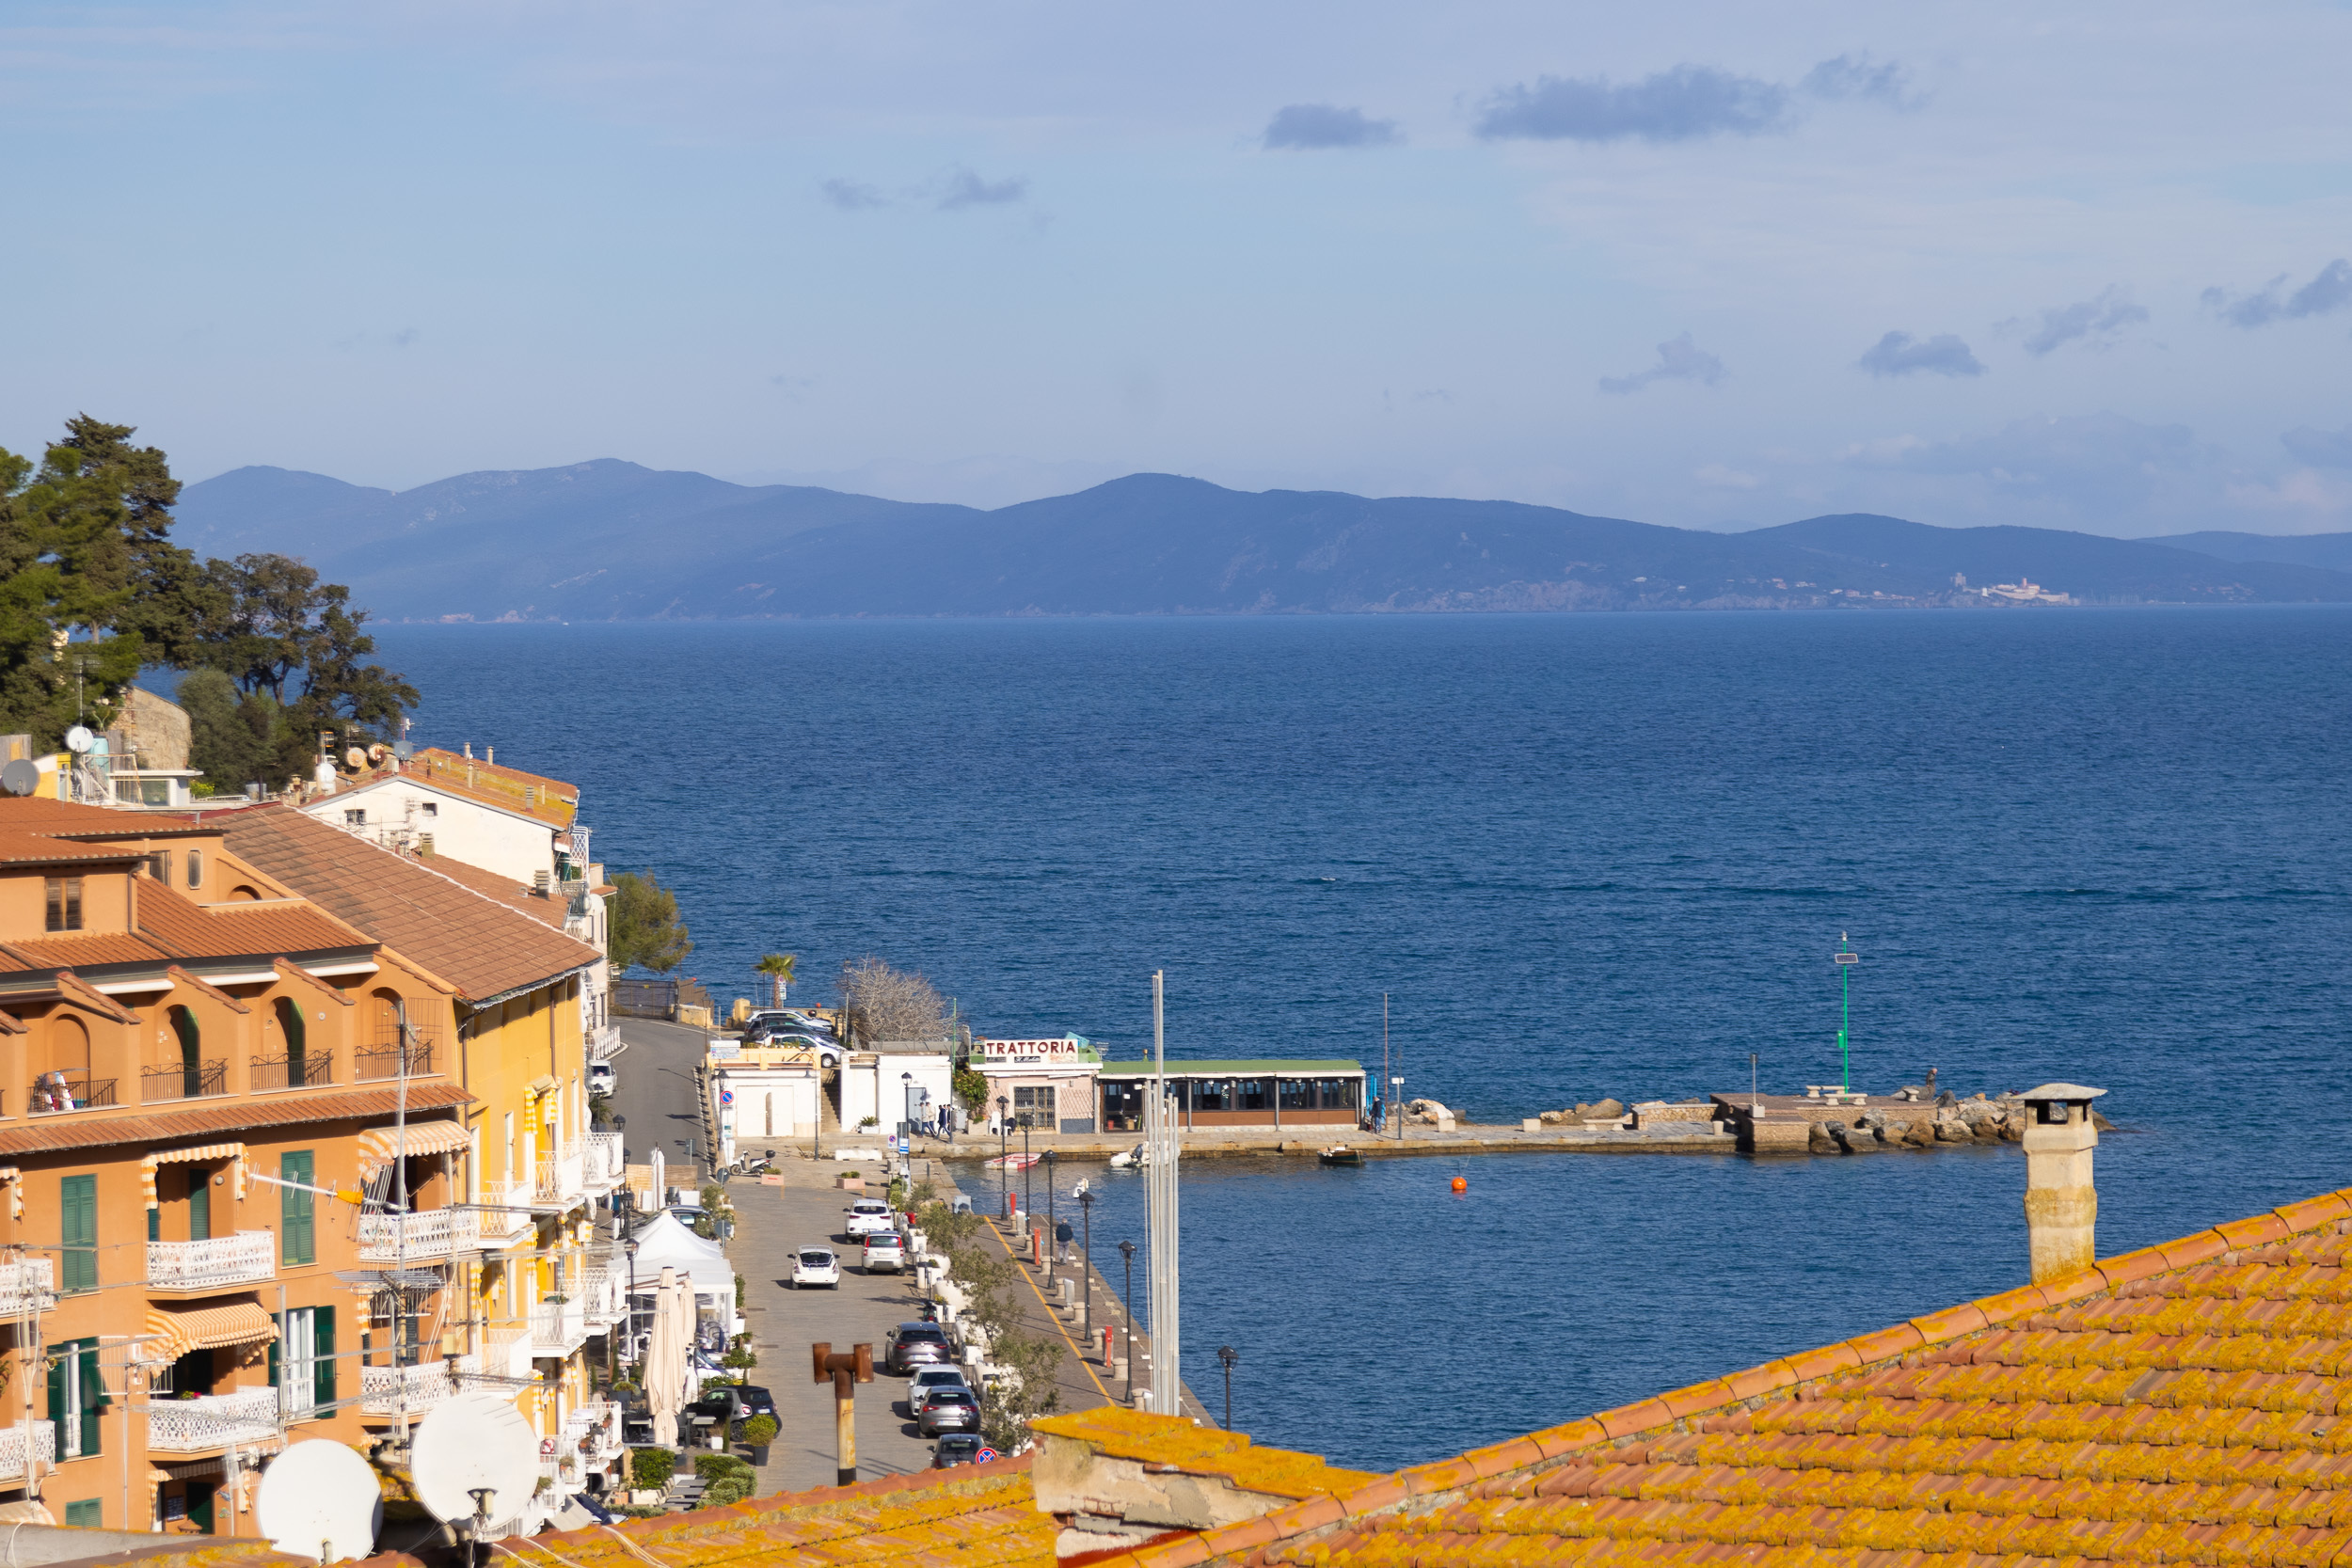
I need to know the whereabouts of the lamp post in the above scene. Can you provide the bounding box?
[1023,1117,1033,1227]
[624,1236,642,1372]
[996,1095,1009,1212]
[1118,1240,1136,1406]
[1216,1344,1238,1432]
[900,1071,913,1141]
[1078,1190,1095,1343]
[1835,934,1860,1093]
[1044,1149,1058,1259]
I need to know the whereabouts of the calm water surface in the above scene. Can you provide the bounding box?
[373,609,2351,1469]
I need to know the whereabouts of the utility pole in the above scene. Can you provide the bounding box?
[1147,971,1180,1417]
[1835,935,1860,1092]
[1118,1240,1136,1406]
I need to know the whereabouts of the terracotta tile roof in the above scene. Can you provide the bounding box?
[0,931,169,970]
[1034,1409,1378,1502]
[1127,1186,2352,1568]
[0,798,152,832]
[512,1456,1052,1568]
[424,853,567,928]
[136,877,374,959]
[0,827,144,865]
[208,807,600,1005]
[0,1082,470,1157]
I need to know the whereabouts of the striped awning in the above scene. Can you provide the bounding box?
[144,1300,277,1363]
[357,1118,471,1180]
[140,1144,246,1212]
[0,1168,20,1221]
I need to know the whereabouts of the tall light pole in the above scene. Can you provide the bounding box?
[1216,1345,1237,1432]
[1835,935,1860,1092]
[1117,1240,1136,1406]
[996,1095,1009,1212]
[1077,1190,1095,1342]
[1044,1150,1057,1260]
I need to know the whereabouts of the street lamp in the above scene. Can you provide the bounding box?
[996,1096,1009,1212]
[1216,1344,1238,1432]
[1077,1190,1095,1343]
[1117,1240,1137,1407]
[900,1071,913,1143]
[624,1236,642,1372]
[1044,1149,1058,1257]
[1023,1117,1033,1227]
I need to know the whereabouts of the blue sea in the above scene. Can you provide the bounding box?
[374,609,2352,1470]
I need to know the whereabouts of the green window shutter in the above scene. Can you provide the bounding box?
[148,1207,159,1243]
[78,1342,103,1457]
[267,1327,279,1397]
[46,1348,63,1431]
[188,1174,210,1243]
[312,1307,335,1411]
[64,1500,101,1529]
[280,1152,314,1266]
[59,1176,96,1292]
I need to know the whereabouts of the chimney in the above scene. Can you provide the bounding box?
[2020,1082,2106,1282]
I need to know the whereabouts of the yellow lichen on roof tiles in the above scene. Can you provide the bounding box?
[1143,1186,2352,1568]
[1032,1407,1379,1500]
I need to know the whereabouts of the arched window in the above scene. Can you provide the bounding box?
[36,1015,91,1111]
[228,884,262,903]
[168,1006,202,1099]
[185,849,203,889]
[273,997,308,1086]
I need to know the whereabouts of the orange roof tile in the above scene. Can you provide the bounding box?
[424,852,568,928]
[0,1082,470,1157]
[1130,1184,2352,1568]
[136,877,374,959]
[208,807,599,1005]
[394,747,580,827]
[0,931,170,970]
[0,827,144,865]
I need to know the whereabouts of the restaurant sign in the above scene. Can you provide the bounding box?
[978,1035,1100,1068]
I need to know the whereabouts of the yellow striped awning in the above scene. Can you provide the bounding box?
[357,1118,471,1180]
[144,1300,277,1363]
[140,1144,246,1212]
[0,1169,19,1221]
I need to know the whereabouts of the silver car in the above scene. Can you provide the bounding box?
[863,1233,907,1274]
[907,1366,972,1419]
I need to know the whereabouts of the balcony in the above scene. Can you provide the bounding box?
[147,1231,276,1292]
[478,1178,536,1243]
[141,1060,227,1104]
[358,1207,481,1261]
[583,1130,624,1194]
[580,1261,628,1329]
[531,1296,587,1358]
[0,1257,56,1314]
[250,1053,334,1091]
[147,1387,279,1453]
[482,1326,532,1381]
[355,1040,436,1082]
[0,1421,55,1482]
[27,1075,116,1115]
[532,1147,584,1210]
[360,1354,480,1416]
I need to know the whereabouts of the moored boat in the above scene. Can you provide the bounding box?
[1318,1146,1364,1167]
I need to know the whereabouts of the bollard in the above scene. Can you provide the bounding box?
[1005,1191,1018,1219]
[1101,1325,1114,1364]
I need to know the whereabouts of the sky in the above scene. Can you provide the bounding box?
[4,2,2350,535]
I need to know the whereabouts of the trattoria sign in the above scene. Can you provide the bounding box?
[979,1036,1098,1067]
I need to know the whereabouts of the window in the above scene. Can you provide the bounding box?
[1238,1079,1269,1112]
[1279,1078,1313,1111]
[46,1337,105,1459]
[43,878,82,933]
[145,852,167,881]
[421,801,437,816]
[185,848,202,888]
[59,1176,96,1292]
[343,809,366,827]
[1011,1085,1057,1130]
[64,1500,101,1528]
[1194,1079,1232,1113]
[279,1151,315,1265]
[271,1307,334,1418]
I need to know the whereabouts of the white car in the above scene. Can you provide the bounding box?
[587,1061,616,1096]
[843,1199,895,1241]
[791,1247,840,1289]
[863,1234,906,1274]
[907,1367,972,1418]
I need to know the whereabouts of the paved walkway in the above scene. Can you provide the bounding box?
[979,1213,1213,1427]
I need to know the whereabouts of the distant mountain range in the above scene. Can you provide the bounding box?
[174,461,2352,621]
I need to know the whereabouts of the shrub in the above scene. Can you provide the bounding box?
[742,1415,778,1446]
[628,1448,675,1491]
[700,1477,752,1508]
[693,1452,755,1484]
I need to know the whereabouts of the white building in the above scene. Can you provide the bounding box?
[838,1042,958,1137]
[300,745,619,1054]
[711,1041,827,1159]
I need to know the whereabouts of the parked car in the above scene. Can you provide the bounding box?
[792,1247,841,1289]
[843,1199,895,1241]
[930,1433,986,1469]
[733,1385,777,1422]
[587,1060,616,1096]
[907,1367,972,1418]
[863,1233,907,1274]
[917,1387,980,1437]
[750,1030,844,1069]
[885,1322,954,1374]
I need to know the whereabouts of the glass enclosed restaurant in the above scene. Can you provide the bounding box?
[1096,1058,1365,1132]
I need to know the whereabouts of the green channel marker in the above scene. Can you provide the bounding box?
[1834,933,1860,1091]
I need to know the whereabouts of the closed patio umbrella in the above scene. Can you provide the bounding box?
[645,1266,688,1448]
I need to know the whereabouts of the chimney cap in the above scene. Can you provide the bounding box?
[2019,1082,2106,1104]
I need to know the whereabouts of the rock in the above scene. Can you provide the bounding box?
[1584,1099,1625,1120]
[1901,1121,1934,1149]
[1934,1116,1969,1142]
[1808,1121,1837,1153]
[1936,1091,1958,1109]
[1538,1110,1568,1125]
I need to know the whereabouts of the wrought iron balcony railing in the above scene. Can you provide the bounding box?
[146,1231,275,1291]
[141,1060,227,1103]
[250,1053,334,1090]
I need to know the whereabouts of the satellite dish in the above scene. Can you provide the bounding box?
[257,1438,384,1562]
[63,725,94,755]
[0,760,37,798]
[410,1392,541,1530]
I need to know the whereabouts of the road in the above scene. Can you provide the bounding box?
[606,1016,718,1188]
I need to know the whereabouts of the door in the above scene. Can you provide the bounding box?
[59,1176,96,1292]
[46,1338,103,1458]
[187,1166,210,1242]
[281,1307,317,1418]
[280,1151,314,1265]
[186,1485,215,1534]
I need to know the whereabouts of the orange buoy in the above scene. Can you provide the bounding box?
[1451,1176,1468,1194]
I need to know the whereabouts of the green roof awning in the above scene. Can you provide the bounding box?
[1095,1059,1365,1078]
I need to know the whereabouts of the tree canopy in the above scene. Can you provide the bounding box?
[0,416,416,772]
[610,872,694,974]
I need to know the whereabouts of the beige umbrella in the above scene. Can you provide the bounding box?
[645,1266,689,1448]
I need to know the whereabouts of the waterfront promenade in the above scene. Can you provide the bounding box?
[914,1118,1737,1163]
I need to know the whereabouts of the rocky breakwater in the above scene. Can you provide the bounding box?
[1808,1091,2116,1155]
[1534,1099,1627,1129]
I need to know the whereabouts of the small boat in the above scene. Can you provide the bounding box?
[1317,1146,1364,1168]
[1108,1144,1147,1170]
[986,1153,1041,1170]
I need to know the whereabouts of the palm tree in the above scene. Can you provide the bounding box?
[755,953,797,1009]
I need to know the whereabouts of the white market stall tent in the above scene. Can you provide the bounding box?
[625,1211,739,1347]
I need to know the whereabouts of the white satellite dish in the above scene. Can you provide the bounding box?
[63,725,94,755]
[257,1438,385,1562]
[411,1392,542,1530]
